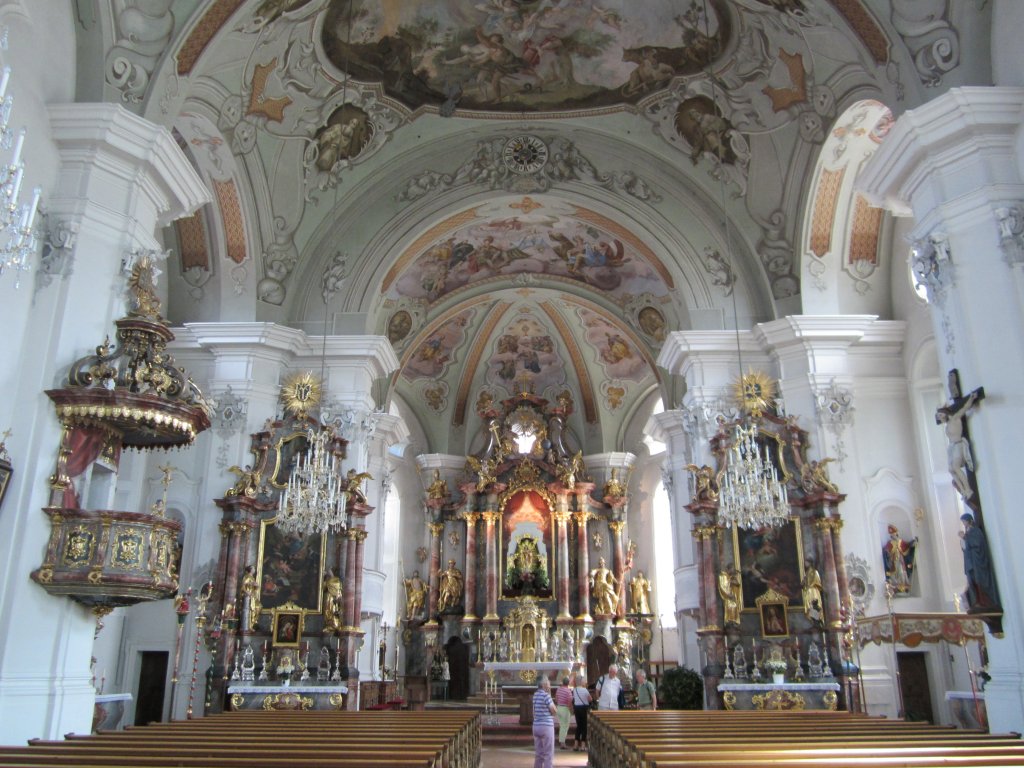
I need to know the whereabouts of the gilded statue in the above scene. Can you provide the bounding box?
[465,455,497,492]
[799,458,838,494]
[801,558,823,624]
[403,570,428,620]
[322,571,343,632]
[685,464,719,502]
[557,450,585,490]
[227,464,263,498]
[126,252,163,320]
[240,564,261,632]
[603,468,626,499]
[437,559,464,613]
[590,556,619,616]
[718,568,741,627]
[345,469,374,500]
[630,571,652,615]
[426,469,449,501]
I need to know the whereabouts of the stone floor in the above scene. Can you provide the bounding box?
[482,744,589,767]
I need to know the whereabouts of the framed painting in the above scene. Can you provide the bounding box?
[271,606,303,647]
[257,516,326,613]
[759,598,790,638]
[733,516,804,610]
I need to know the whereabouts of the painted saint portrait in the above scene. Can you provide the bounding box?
[402,309,474,381]
[637,306,667,341]
[312,104,371,171]
[675,96,740,166]
[387,310,413,344]
[258,518,326,612]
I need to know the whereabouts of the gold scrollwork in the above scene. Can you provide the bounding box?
[519,669,537,683]
[230,694,245,710]
[63,526,95,566]
[36,567,53,584]
[428,523,444,538]
[751,690,806,711]
[88,566,104,584]
[261,693,314,711]
[328,693,345,709]
[823,690,838,711]
[722,691,737,710]
[112,528,144,569]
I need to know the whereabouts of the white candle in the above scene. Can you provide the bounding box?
[0,67,10,101]
[10,129,24,168]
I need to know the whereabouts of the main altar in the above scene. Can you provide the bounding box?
[402,389,653,700]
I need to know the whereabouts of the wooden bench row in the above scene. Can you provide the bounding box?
[588,711,1024,768]
[0,711,481,768]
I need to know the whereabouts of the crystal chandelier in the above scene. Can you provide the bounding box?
[0,48,43,285]
[718,422,789,529]
[277,426,348,536]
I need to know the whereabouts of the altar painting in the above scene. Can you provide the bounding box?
[502,490,553,599]
[258,517,326,612]
[733,517,804,609]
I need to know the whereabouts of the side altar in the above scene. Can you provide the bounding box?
[227,684,349,711]
[718,682,840,711]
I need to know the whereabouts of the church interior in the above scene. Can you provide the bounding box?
[2,0,1024,764]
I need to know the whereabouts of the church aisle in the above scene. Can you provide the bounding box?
[482,745,588,767]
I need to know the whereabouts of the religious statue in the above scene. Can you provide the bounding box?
[403,570,428,620]
[505,534,550,595]
[227,464,263,498]
[557,450,585,490]
[801,558,823,625]
[321,571,343,632]
[426,469,449,501]
[630,571,653,615]
[549,631,561,662]
[345,468,374,501]
[437,558,464,613]
[556,389,574,413]
[465,454,497,492]
[936,370,985,510]
[475,390,495,415]
[685,464,719,502]
[882,525,918,594]
[240,565,260,632]
[482,632,493,662]
[800,458,838,494]
[603,468,626,499]
[960,513,1001,611]
[590,557,619,616]
[718,568,741,627]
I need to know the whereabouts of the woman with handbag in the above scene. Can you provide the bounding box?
[571,672,592,752]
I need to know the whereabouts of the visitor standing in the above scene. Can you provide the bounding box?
[571,672,592,752]
[635,669,657,710]
[532,676,557,768]
[596,664,622,710]
[554,676,573,749]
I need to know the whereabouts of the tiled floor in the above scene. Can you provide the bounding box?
[482,745,589,767]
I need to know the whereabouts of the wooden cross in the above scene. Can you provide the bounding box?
[935,369,985,524]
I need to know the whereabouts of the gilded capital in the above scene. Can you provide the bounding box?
[462,512,481,525]
[814,517,843,533]
[553,510,573,524]
[428,522,444,538]
[353,529,369,543]
[608,521,625,535]
[481,510,501,525]
[693,524,718,541]
[572,511,592,526]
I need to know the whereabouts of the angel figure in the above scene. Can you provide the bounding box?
[800,458,838,494]
[345,469,374,500]
[465,455,497,492]
[227,464,263,498]
[685,464,720,502]
[557,450,585,490]
[603,468,627,499]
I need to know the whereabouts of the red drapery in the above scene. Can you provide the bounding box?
[62,426,111,508]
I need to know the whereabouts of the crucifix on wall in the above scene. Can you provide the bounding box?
[935,369,985,523]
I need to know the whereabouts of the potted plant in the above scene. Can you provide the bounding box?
[765,658,787,685]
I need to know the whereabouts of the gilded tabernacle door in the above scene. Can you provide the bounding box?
[501,489,554,599]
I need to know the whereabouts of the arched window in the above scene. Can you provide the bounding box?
[652,481,676,628]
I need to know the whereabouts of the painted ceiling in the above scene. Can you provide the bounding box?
[87,0,982,453]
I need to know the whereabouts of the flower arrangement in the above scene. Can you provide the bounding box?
[765,658,788,674]
[276,655,295,678]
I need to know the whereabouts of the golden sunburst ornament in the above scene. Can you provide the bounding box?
[280,371,322,419]
[734,370,776,417]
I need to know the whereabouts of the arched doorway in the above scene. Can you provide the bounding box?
[445,637,470,700]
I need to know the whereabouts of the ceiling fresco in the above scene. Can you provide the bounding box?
[400,305,477,381]
[382,197,673,307]
[484,310,567,395]
[321,0,731,112]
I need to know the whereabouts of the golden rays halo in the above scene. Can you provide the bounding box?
[280,371,322,419]
[733,369,776,418]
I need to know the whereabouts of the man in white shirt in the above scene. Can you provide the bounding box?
[596,664,622,710]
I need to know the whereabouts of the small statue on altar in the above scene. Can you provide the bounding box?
[590,557,619,616]
[498,631,510,662]
[801,558,824,625]
[322,570,344,632]
[564,631,576,662]
[685,464,719,502]
[630,571,652,615]
[882,525,917,595]
[603,468,626,499]
[437,559,464,613]
[240,565,260,632]
[550,630,561,661]
[426,469,448,501]
[718,568,741,627]
[482,632,493,662]
[403,570,428,620]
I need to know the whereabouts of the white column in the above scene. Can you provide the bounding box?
[0,104,208,744]
[858,86,1024,733]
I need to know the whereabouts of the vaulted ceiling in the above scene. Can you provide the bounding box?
[78,0,988,453]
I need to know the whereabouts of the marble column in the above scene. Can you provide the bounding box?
[693,524,716,629]
[462,513,480,620]
[574,511,592,621]
[609,520,628,621]
[426,522,444,622]
[343,529,359,630]
[482,511,501,621]
[554,508,572,620]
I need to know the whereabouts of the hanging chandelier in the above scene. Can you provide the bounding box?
[277,426,347,536]
[718,420,789,529]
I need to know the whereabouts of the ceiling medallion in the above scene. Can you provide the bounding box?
[502,135,549,175]
[280,371,322,420]
[734,370,776,418]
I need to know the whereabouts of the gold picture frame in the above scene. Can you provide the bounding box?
[270,431,308,489]
[732,516,805,610]
[271,603,304,647]
[756,588,790,638]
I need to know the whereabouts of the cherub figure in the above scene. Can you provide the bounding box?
[800,458,838,494]
[345,469,374,500]
[685,464,720,502]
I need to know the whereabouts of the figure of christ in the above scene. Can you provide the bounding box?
[936,370,985,510]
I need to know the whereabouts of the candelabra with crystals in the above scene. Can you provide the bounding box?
[0,61,42,285]
[277,427,348,536]
[718,423,789,529]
